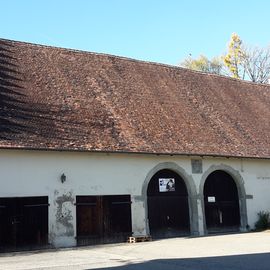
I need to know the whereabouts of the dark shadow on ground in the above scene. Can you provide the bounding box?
[89,252,270,270]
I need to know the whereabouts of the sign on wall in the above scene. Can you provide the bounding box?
[207,196,216,203]
[159,178,175,192]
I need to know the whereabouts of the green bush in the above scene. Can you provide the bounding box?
[255,211,270,231]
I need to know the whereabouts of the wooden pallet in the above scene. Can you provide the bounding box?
[127,236,152,243]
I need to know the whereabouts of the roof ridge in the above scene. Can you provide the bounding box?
[1,37,269,88]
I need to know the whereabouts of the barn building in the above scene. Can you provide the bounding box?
[0,38,270,251]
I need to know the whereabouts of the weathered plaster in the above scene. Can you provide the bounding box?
[54,191,75,237]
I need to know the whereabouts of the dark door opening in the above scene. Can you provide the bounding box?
[147,169,190,239]
[204,170,240,233]
[0,196,49,252]
[76,195,132,245]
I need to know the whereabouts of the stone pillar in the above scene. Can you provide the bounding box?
[197,195,205,235]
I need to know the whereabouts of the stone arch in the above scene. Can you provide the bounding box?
[199,164,248,233]
[142,162,199,236]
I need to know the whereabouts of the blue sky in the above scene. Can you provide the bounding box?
[1,0,270,65]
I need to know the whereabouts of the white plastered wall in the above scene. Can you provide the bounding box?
[0,149,269,247]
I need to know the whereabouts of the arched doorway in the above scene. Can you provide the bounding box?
[203,170,240,233]
[147,169,190,238]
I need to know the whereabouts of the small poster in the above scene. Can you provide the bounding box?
[208,196,216,203]
[159,178,175,192]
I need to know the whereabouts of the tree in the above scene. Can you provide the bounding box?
[223,33,270,83]
[223,33,245,79]
[241,45,270,83]
[180,33,270,84]
[181,54,224,75]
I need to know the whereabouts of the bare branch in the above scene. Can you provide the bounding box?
[241,45,270,83]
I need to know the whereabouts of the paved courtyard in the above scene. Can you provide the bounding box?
[0,232,270,270]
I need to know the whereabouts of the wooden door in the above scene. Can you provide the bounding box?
[76,195,132,245]
[147,169,190,238]
[0,197,48,252]
[204,171,240,231]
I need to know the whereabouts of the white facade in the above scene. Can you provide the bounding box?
[0,149,270,248]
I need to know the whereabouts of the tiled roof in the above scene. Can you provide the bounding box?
[0,38,270,158]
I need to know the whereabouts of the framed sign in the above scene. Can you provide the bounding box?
[191,159,202,174]
[159,178,175,192]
